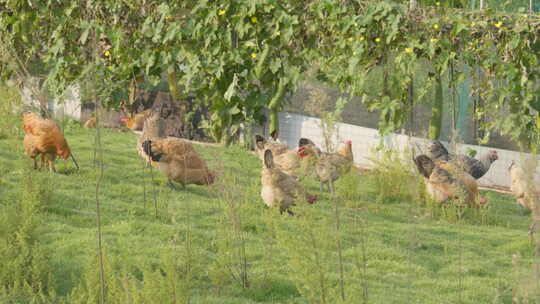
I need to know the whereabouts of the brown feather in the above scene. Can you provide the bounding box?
[22,112,72,172]
[314,141,354,187]
[260,150,316,213]
[141,138,215,186]
[415,154,483,206]
[509,163,538,210]
[255,136,289,159]
[122,109,151,130]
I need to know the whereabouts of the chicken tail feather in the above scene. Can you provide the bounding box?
[142,140,162,162]
[298,138,314,148]
[264,149,274,169]
[255,135,265,150]
[255,135,264,143]
[270,130,278,141]
[414,155,434,179]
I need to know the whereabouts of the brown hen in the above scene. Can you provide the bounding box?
[22,112,75,172]
[142,138,215,188]
[260,150,316,215]
[299,140,354,192]
[255,135,288,159]
[508,161,538,213]
[121,109,151,131]
[414,154,485,207]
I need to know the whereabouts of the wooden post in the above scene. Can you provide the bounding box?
[167,65,189,137]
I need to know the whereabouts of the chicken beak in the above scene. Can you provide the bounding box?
[70,153,80,170]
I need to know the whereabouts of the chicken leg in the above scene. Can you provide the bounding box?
[328,181,335,194]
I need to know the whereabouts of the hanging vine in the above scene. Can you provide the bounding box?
[1,0,540,145]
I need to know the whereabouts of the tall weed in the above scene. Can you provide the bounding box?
[0,84,22,140]
[0,168,56,302]
[209,169,252,291]
[335,171,365,207]
[274,205,340,303]
[369,148,420,204]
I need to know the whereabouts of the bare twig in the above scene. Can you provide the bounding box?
[90,11,106,303]
[149,164,158,218]
[140,159,148,209]
[332,189,346,301]
[94,106,106,304]
[309,230,327,304]
[359,214,369,303]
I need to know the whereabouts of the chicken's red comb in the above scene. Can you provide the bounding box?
[297,146,308,158]
[345,140,352,145]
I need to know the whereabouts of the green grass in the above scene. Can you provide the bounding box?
[0,123,537,303]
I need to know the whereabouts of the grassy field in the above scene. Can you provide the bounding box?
[0,120,538,303]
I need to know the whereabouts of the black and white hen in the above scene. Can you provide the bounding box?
[427,140,498,180]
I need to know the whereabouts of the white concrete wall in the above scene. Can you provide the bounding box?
[278,111,540,189]
[52,84,82,120]
[21,77,81,120]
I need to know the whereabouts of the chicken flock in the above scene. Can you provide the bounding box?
[255,135,354,213]
[21,110,538,215]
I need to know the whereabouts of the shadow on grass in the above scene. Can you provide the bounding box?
[56,167,80,175]
[235,278,300,303]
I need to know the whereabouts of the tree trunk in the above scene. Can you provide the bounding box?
[24,77,49,118]
[268,79,286,140]
[269,108,279,141]
[127,77,138,112]
[38,90,48,118]
[167,65,189,136]
[429,75,443,140]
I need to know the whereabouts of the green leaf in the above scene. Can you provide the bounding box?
[452,22,464,35]
[145,53,156,75]
[164,23,180,43]
[79,23,91,45]
[224,74,238,101]
[269,57,281,74]
[229,105,241,115]
[50,38,65,56]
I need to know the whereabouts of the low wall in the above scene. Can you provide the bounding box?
[278,112,540,189]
